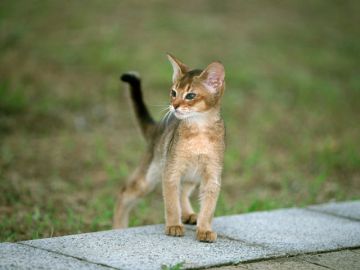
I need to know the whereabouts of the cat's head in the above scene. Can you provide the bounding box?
[167,54,225,120]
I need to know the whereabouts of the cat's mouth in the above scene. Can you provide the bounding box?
[173,110,200,120]
[170,106,196,120]
[173,110,188,119]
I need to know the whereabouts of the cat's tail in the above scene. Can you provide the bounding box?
[120,72,156,141]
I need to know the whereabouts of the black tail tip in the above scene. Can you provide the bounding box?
[120,72,141,84]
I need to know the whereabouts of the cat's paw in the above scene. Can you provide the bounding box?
[196,229,217,243]
[165,225,185,237]
[182,213,197,225]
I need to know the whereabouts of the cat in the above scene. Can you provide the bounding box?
[113,54,225,242]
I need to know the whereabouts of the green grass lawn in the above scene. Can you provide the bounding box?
[1,0,359,242]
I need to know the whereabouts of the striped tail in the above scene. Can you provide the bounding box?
[120,72,155,141]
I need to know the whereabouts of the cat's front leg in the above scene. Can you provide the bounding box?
[163,169,184,237]
[197,173,221,242]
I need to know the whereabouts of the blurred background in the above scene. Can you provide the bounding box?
[1,0,359,241]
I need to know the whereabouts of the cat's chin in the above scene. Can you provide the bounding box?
[174,111,207,122]
[173,111,195,120]
[173,112,188,120]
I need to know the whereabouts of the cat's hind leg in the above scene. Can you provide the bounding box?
[181,182,197,225]
[113,158,158,229]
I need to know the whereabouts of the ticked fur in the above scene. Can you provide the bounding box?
[114,54,225,242]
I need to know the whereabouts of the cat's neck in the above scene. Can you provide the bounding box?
[182,108,221,128]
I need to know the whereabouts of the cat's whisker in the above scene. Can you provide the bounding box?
[166,111,173,126]
[160,105,172,116]
[161,108,174,126]
[160,109,170,122]
[149,104,169,107]
[159,106,171,113]
[162,110,171,124]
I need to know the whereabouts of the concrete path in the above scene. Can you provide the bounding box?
[210,248,360,269]
[1,201,360,269]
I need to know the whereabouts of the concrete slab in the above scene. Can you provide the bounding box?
[212,208,360,255]
[300,249,360,270]
[242,258,327,270]
[210,249,360,269]
[308,200,360,221]
[5,202,359,270]
[217,258,327,269]
[23,225,277,270]
[0,242,110,270]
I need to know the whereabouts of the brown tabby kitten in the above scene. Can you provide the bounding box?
[113,54,225,242]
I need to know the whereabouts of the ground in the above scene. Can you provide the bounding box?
[0,0,359,241]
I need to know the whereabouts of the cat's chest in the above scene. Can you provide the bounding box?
[178,129,216,156]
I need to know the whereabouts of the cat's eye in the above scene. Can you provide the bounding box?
[185,93,196,100]
[171,90,177,98]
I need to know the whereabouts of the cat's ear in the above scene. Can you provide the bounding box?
[198,62,225,93]
[167,53,189,83]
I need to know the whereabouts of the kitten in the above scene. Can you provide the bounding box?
[113,54,225,242]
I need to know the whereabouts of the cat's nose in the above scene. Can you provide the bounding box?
[173,103,180,110]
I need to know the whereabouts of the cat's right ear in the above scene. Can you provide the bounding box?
[198,61,225,94]
[167,53,189,83]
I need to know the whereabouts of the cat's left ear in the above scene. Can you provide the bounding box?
[167,53,189,83]
[198,62,225,93]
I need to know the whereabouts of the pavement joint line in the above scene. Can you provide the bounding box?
[188,261,238,270]
[271,256,333,270]
[206,247,360,269]
[216,233,274,250]
[17,242,120,270]
[305,207,360,222]
[350,249,360,255]
[185,225,273,251]
[298,257,334,270]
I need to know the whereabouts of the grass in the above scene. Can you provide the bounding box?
[162,262,185,270]
[0,0,359,242]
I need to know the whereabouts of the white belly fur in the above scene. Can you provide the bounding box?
[145,160,162,186]
[146,159,201,185]
[182,164,202,183]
